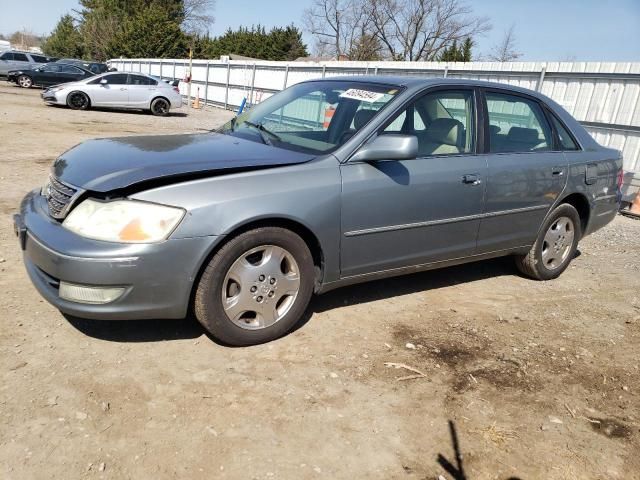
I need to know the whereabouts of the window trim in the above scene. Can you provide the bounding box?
[369,85,481,160]
[541,104,583,152]
[481,87,562,155]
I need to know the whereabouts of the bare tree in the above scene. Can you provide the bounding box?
[366,0,491,61]
[9,29,41,50]
[488,25,522,62]
[303,0,375,59]
[183,0,216,35]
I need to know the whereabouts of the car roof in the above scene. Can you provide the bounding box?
[315,75,548,100]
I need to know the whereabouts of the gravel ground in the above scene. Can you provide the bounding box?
[0,83,639,480]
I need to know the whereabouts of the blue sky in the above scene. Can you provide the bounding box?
[1,0,638,61]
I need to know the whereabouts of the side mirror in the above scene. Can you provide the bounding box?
[99,78,108,85]
[350,134,419,162]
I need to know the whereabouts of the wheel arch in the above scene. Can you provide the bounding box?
[558,192,590,237]
[188,216,326,313]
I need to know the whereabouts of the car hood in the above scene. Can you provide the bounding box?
[52,132,315,192]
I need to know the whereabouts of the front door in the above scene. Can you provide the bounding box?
[476,89,568,252]
[87,73,129,107]
[340,88,486,278]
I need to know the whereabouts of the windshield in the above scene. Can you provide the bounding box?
[218,80,403,154]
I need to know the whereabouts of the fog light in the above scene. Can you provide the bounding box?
[59,282,125,304]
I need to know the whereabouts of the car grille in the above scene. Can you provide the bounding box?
[46,175,80,219]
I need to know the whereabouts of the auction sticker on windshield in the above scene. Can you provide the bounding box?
[339,89,385,103]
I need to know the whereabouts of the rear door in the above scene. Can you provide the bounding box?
[86,73,129,107]
[127,74,157,107]
[476,89,568,252]
[12,52,31,70]
[340,87,486,277]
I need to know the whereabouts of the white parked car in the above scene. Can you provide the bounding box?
[41,72,183,116]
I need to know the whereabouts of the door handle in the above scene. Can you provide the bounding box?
[552,167,564,176]
[120,87,127,91]
[462,174,481,185]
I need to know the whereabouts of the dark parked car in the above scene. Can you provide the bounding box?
[14,77,623,345]
[7,63,94,88]
[55,58,111,74]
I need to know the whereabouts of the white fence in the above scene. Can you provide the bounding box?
[108,58,640,192]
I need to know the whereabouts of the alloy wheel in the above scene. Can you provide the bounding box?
[18,75,32,88]
[152,99,169,115]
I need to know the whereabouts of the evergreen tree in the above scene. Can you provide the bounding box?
[116,2,188,58]
[41,15,84,58]
[461,37,473,62]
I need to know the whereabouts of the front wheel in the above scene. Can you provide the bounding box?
[515,203,581,280]
[150,97,170,116]
[66,91,90,110]
[194,227,315,346]
[18,75,32,88]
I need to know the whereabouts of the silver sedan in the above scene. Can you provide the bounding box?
[41,72,183,116]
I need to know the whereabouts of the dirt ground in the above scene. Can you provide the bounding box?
[0,83,639,480]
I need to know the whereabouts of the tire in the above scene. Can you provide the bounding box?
[194,227,315,346]
[515,203,581,280]
[150,97,170,116]
[18,75,32,88]
[66,91,90,110]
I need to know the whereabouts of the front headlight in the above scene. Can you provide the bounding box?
[48,86,64,93]
[62,199,185,243]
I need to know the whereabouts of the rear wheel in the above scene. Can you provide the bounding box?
[150,97,170,116]
[515,203,581,280]
[194,227,315,346]
[17,75,32,88]
[66,91,90,110]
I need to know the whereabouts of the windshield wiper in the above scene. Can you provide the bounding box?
[243,121,281,146]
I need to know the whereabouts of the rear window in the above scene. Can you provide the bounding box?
[549,114,579,151]
[31,54,48,63]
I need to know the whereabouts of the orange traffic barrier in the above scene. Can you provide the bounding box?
[192,87,200,109]
[323,106,336,128]
[630,191,640,215]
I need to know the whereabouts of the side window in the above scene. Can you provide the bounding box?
[384,89,475,156]
[549,114,579,151]
[103,73,129,85]
[13,53,29,62]
[0,52,13,60]
[44,64,62,73]
[485,92,552,153]
[129,75,157,86]
[31,55,48,63]
[383,108,426,133]
[60,65,82,74]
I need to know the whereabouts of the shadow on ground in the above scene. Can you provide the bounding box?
[437,420,523,480]
[65,256,520,344]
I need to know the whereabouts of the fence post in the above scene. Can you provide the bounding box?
[249,63,256,105]
[224,62,231,110]
[322,64,326,78]
[443,65,449,78]
[537,65,547,92]
[173,60,176,80]
[159,61,163,80]
[374,66,379,75]
[283,64,289,90]
[204,62,210,108]
[148,60,151,75]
